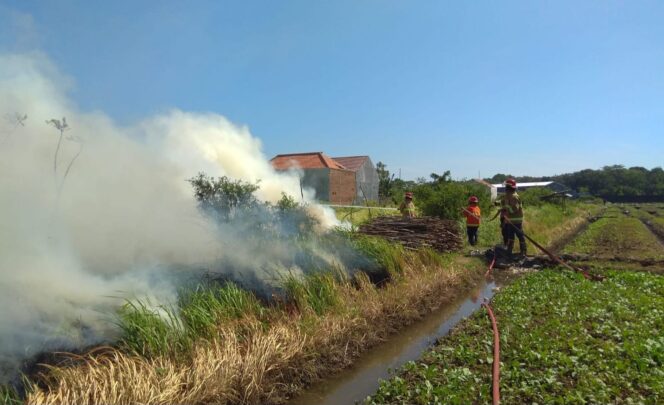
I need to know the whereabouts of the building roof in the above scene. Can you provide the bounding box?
[270,152,347,170]
[490,181,554,188]
[331,156,370,171]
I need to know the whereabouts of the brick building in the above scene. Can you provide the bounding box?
[270,152,357,204]
[331,155,379,202]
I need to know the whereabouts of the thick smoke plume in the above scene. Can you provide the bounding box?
[0,51,345,381]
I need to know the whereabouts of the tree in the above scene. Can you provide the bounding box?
[430,170,451,184]
[188,173,260,221]
[376,161,394,202]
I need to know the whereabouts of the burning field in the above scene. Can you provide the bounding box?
[0,52,356,388]
[0,51,479,404]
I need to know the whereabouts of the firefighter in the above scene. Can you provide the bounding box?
[501,178,527,256]
[463,196,481,245]
[399,192,416,218]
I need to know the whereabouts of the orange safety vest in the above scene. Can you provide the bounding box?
[464,205,481,227]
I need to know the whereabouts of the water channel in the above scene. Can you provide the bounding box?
[290,279,498,405]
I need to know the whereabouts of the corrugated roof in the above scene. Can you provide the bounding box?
[490,181,554,188]
[332,156,369,171]
[270,152,347,170]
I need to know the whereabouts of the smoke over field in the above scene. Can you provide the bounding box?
[0,51,343,381]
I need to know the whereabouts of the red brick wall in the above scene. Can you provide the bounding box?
[329,169,356,204]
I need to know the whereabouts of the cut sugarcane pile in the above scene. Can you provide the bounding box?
[359,216,463,253]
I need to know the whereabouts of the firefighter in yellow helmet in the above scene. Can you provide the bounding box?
[399,192,416,218]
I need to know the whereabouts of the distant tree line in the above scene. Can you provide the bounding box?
[375,162,664,220]
[486,165,664,197]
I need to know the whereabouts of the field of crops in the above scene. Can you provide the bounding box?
[367,270,664,404]
[367,203,664,404]
[564,207,664,260]
[631,204,664,242]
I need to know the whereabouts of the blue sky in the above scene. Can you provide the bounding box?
[1,1,663,180]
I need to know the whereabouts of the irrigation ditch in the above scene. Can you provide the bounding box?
[365,203,664,404]
[289,280,498,405]
[288,205,605,405]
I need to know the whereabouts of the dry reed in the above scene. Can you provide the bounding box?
[26,251,484,405]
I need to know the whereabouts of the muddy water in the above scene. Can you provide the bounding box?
[289,280,497,405]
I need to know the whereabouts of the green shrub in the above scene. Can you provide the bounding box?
[188,173,260,222]
[518,187,554,207]
[414,181,491,220]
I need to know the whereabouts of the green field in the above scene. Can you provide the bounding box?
[367,269,664,405]
[564,210,664,260]
[469,203,598,252]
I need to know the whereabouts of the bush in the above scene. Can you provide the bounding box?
[188,173,259,222]
[413,182,492,220]
[518,187,552,207]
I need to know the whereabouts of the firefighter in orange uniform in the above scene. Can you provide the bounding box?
[463,196,481,245]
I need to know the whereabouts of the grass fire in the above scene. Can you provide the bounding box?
[2,4,664,404]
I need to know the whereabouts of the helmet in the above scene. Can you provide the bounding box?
[405,192,413,199]
[468,196,479,203]
[504,178,517,189]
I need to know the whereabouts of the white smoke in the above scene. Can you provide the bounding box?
[0,51,340,379]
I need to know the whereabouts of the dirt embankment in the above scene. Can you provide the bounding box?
[546,210,601,254]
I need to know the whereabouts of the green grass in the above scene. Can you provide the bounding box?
[334,207,399,226]
[652,217,664,236]
[178,282,265,336]
[351,235,407,277]
[367,269,664,404]
[564,214,664,259]
[0,386,20,405]
[117,299,190,358]
[283,271,344,316]
[629,204,664,240]
[117,282,266,358]
[464,203,597,250]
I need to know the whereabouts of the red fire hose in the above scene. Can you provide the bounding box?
[501,216,604,281]
[484,249,497,277]
[482,302,500,405]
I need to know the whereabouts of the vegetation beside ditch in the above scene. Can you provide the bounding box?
[367,269,664,405]
[23,241,485,405]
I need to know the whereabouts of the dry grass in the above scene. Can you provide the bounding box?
[25,251,484,405]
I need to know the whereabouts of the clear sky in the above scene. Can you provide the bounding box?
[1,1,663,180]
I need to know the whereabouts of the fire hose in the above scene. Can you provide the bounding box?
[501,216,604,281]
[482,301,500,405]
[484,249,497,277]
[475,207,606,405]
